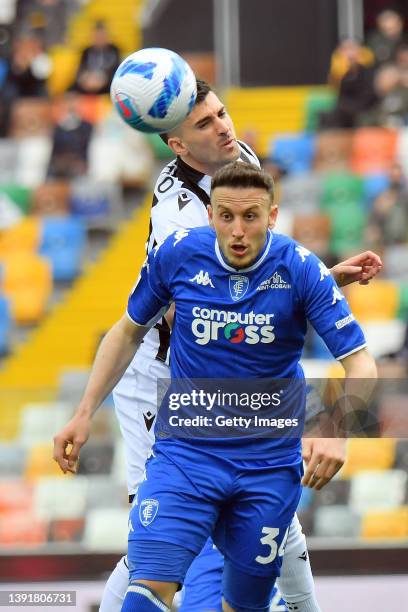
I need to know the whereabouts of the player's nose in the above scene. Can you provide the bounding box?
[232,219,245,237]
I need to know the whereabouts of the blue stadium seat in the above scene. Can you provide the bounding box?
[0,295,11,355]
[363,174,389,209]
[269,134,315,175]
[39,217,86,281]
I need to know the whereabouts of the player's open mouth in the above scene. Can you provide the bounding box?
[222,139,234,148]
[231,244,248,256]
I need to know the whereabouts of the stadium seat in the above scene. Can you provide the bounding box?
[361,320,406,359]
[69,178,124,230]
[361,506,408,539]
[25,443,66,481]
[34,475,88,520]
[15,136,52,187]
[378,394,408,438]
[0,217,41,255]
[48,518,85,542]
[341,439,396,478]
[274,209,294,236]
[351,128,398,174]
[304,90,336,132]
[313,129,353,172]
[349,469,407,514]
[397,126,408,168]
[32,181,71,216]
[384,246,408,284]
[320,172,364,208]
[278,173,321,213]
[86,476,127,510]
[47,46,80,96]
[58,368,91,403]
[0,443,27,476]
[398,283,408,320]
[0,510,47,546]
[318,478,351,507]
[292,213,331,257]
[18,402,74,448]
[394,440,408,472]
[39,216,86,281]
[0,294,11,354]
[314,505,360,537]
[0,478,33,512]
[83,507,130,551]
[2,252,52,324]
[326,201,366,256]
[0,184,32,216]
[9,99,52,139]
[269,134,315,174]
[363,173,389,209]
[0,140,19,183]
[297,486,314,512]
[345,280,399,322]
[145,133,174,160]
[77,441,114,476]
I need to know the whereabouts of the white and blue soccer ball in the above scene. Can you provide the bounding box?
[110,47,197,133]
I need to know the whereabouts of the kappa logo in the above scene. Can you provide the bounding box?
[332,287,344,305]
[139,498,159,526]
[190,270,215,288]
[229,275,249,301]
[173,229,189,246]
[256,271,291,290]
[319,262,331,281]
[296,246,311,263]
[178,192,192,211]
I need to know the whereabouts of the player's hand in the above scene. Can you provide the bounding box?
[301,438,346,490]
[53,413,92,474]
[330,251,382,287]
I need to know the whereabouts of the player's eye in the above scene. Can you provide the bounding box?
[221,213,231,221]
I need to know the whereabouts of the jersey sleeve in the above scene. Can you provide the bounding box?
[151,189,208,244]
[127,237,173,327]
[295,245,366,360]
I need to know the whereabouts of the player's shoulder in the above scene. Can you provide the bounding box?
[237,140,260,167]
[159,226,214,257]
[271,233,319,269]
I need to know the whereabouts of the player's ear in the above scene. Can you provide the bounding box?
[167,136,187,157]
[268,204,278,229]
[207,204,214,227]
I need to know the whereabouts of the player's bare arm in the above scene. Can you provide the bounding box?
[53,315,150,474]
[302,348,377,490]
[331,250,382,287]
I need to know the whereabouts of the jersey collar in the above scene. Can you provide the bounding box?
[214,229,273,273]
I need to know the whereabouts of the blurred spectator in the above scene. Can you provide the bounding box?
[329,37,374,87]
[366,162,408,248]
[367,8,406,66]
[47,93,92,179]
[360,62,408,127]
[0,33,51,136]
[15,0,72,49]
[2,33,51,98]
[71,21,120,95]
[320,39,377,129]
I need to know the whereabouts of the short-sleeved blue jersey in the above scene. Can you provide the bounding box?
[127,226,366,457]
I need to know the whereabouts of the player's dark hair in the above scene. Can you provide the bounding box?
[159,78,212,144]
[211,162,275,205]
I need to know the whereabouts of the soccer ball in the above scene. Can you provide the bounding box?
[110,47,197,133]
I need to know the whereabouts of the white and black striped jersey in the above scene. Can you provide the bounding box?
[134,140,260,366]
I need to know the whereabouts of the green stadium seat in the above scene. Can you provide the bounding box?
[320,172,364,209]
[145,133,173,160]
[304,90,336,132]
[0,184,32,215]
[326,201,366,256]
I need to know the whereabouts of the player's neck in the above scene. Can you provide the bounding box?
[179,155,224,178]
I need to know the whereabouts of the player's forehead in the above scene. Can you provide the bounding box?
[212,186,270,209]
[185,91,225,126]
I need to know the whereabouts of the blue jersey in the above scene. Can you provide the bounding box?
[127,226,366,457]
